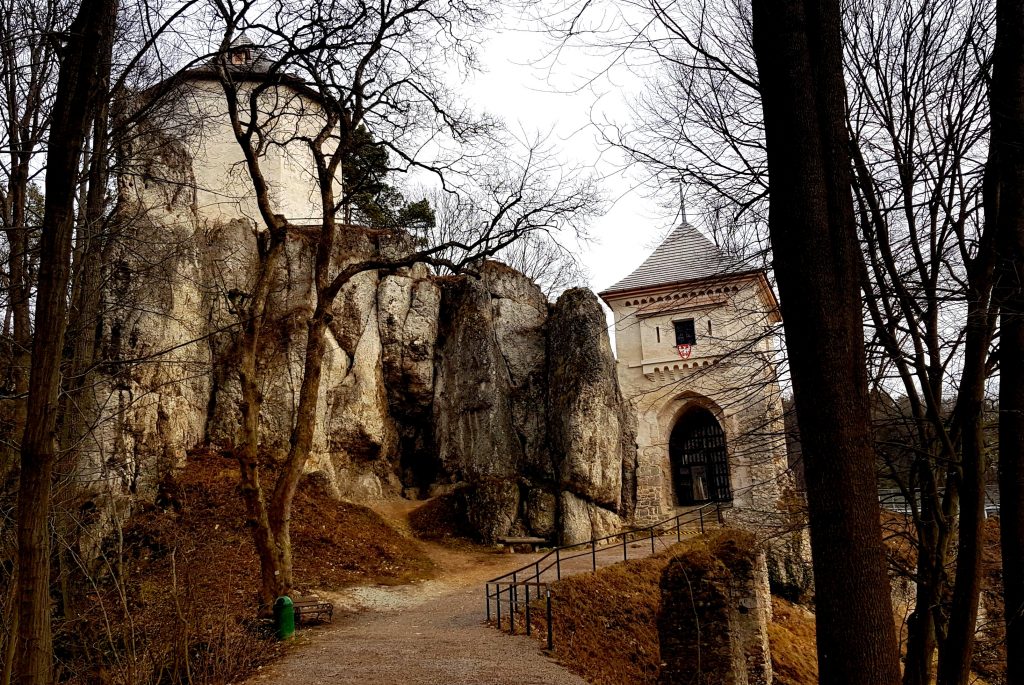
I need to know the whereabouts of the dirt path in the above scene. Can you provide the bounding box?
[248,500,685,685]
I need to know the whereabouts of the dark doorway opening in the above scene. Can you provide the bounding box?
[669,406,731,505]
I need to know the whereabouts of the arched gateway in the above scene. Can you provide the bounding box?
[669,406,731,505]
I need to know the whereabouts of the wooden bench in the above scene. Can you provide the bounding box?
[497,536,549,552]
[293,596,334,624]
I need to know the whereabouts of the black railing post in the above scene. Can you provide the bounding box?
[496,583,502,630]
[486,583,491,622]
[525,583,532,636]
[676,515,681,541]
[700,507,705,534]
[535,560,541,584]
[510,573,517,634]
[623,532,628,561]
[650,527,655,554]
[556,548,561,580]
[546,586,553,650]
[591,539,597,571]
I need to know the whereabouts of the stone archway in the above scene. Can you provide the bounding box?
[669,406,732,505]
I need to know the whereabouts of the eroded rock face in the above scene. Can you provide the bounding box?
[95,134,209,496]
[100,222,637,543]
[432,271,524,540]
[430,271,637,542]
[548,288,638,543]
[378,265,439,415]
[103,133,638,542]
[484,264,552,482]
[559,491,622,544]
[90,88,645,555]
[378,265,442,493]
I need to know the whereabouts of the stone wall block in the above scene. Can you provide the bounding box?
[658,531,772,685]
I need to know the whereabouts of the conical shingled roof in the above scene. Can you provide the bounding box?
[599,222,742,297]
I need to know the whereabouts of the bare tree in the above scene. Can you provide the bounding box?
[14,2,118,683]
[168,0,601,608]
[537,0,1006,679]
[0,0,64,480]
[423,149,592,297]
[841,4,999,681]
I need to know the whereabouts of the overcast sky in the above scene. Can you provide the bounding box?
[459,21,681,295]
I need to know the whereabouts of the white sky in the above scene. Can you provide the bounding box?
[459,24,679,295]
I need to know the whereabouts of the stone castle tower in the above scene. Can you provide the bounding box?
[599,223,789,524]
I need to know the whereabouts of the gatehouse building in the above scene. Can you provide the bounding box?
[599,222,789,523]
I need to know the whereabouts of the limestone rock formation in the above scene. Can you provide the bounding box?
[94,133,210,495]
[484,263,551,481]
[86,71,642,551]
[548,288,638,543]
[432,273,522,540]
[428,267,638,542]
[322,264,399,499]
[103,137,638,542]
[378,265,442,492]
[378,265,440,415]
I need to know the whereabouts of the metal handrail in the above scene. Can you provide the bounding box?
[484,500,726,649]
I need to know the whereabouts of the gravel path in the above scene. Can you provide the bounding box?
[247,502,696,685]
[247,550,589,685]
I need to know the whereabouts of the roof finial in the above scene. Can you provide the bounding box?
[679,179,687,224]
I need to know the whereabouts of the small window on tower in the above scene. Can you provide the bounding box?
[230,48,252,65]
[656,326,661,343]
[674,319,696,346]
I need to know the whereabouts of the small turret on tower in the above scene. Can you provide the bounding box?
[227,32,255,66]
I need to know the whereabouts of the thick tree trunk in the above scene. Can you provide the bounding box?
[62,100,112,450]
[991,1,1024,683]
[937,288,995,685]
[13,3,116,682]
[237,343,286,610]
[54,83,113,625]
[751,2,902,683]
[905,490,948,685]
[269,310,329,591]
[234,237,287,611]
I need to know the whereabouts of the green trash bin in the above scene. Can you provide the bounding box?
[273,596,294,640]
